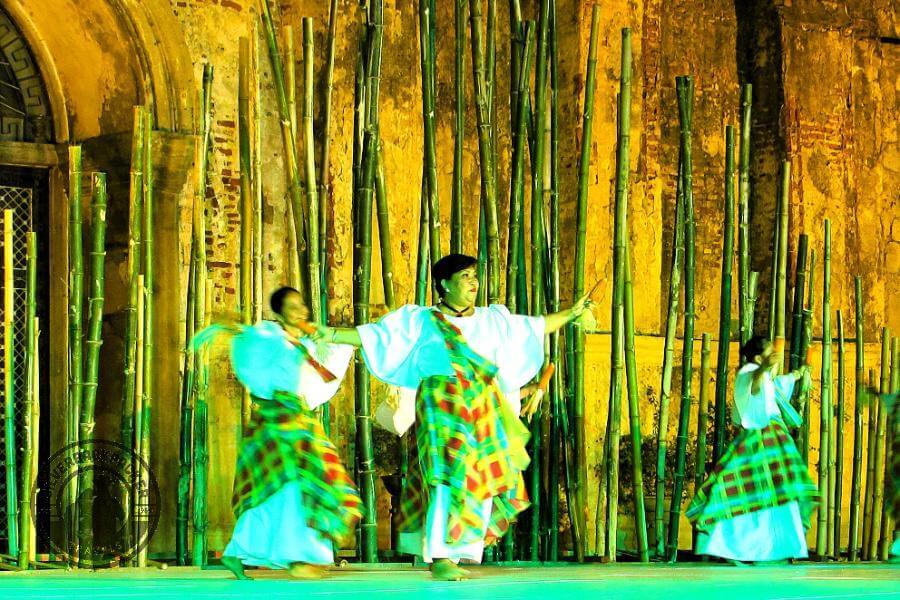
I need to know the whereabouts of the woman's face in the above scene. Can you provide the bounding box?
[278,291,310,327]
[441,265,479,307]
[755,342,777,367]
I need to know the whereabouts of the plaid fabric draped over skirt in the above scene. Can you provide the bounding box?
[687,419,819,531]
[231,391,363,544]
[397,312,532,546]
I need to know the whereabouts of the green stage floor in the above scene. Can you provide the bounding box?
[1,563,898,599]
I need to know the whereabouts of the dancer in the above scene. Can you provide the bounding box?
[317,253,590,580]
[196,287,361,580]
[687,335,819,564]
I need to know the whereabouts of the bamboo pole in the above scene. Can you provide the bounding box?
[451,0,466,255]
[816,220,832,557]
[693,333,712,550]
[667,75,695,563]
[3,209,17,559]
[835,309,846,558]
[375,144,395,309]
[568,6,600,562]
[655,135,686,559]
[798,250,817,462]
[175,251,196,566]
[737,84,752,349]
[747,271,759,338]
[506,21,534,314]
[239,37,254,428]
[17,232,37,569]
[302,17,322,324]
[713,126,736,463]
[773,161,790,364]
[121,105,145,566]
[190,65,213,568]
[862,382,878,560]
[469,0,499,299]
[67,145,85,563]
[789,234,809,371]
[259,0,309,301]
[848,277,864,561]
[354,2,383,562]
[318,0,338,324]
[767,181,781,342]
[624,240,649,562]
[78,172,108,566]
[252,24,264,324]
[137,107,155,569]
[867,328,890,559]
[420,0,442,268]
[132,275,145,565]
[27,316,38,564]
[878,338,899,559]
[285,25,297,148]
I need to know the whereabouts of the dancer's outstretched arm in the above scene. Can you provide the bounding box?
[318,325,362,347]
[543,294,592,334]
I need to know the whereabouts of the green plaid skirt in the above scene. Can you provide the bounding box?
[232,391,362,544]
[397,375,531,546]
[687,419,819,531]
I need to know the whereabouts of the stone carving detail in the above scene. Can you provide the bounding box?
[0,7,52,142]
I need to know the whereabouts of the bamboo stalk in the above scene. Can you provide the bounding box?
[252,24,264,324]
[774,161,790,365]
[353,2,383,562]
[878,338,899,559]
[302,17,322,324]
[175,249,195,566]
[285,25,297,149]
[451,0,466,255]
[259,0,309,301]
[862,366,878,559]
[375,143,395,309]
[17,232,37,569]
[693,333,712,550]
[78,172,108,565]
[190,65,213,568]
[655,131,686,559]
[624,239,649,562]
[318,0,338,324]
[667,75,695,563]
[132,275,145,565]
[3,209,18,559]
[137,107,155,569]
[27,316,38,564]
[816,220,832,558]
[867,328,890,559]
[415,181,430,306]
[789,234,809,371]
[121,105,145,566]
[747,271,759,338]
[420,0,442,268]
[713,126,736,463]
[506,21,534,314]
[239,37,254,428]
[848,277,864,561]
[737,84,752,348]
[767,178,781,343]
[834,309,846,558]
[568,6,600,562]
[67,145,85,563]
[798,250,817,462]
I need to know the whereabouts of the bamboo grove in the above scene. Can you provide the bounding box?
[0,0,896,572]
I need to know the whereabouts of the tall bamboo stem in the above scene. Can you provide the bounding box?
[375,144,395,309]
[17,232,37,568]
[239,37,254,428]
[420,0,442,267]
[67,145,84,564]
[774,161,790,364]
[302,17,322,324]
[867,328,890,559]
[878,338,898,559]
[848,276,864,561]
[655,137,686,558]
[451,0,466,255]
[737,84,752,348]
[667,75,695,562]
[252,24,264,323]
[835,309,845,558]
[693,333,712,550]
[132,275,145,565]
[3,209,18,558]
[862,367,878,559]
[713,126,736,463]
[789,234,809,371]
[816,221,833,557]
[175,250,196,566]
[318,0,338,323]
[798,250,817,462]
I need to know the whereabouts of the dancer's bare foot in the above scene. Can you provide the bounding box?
[430,559,468,581]
[288,562,325,579]
[222,556,252,580]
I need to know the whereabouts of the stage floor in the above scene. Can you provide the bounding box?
[1,563,898,599]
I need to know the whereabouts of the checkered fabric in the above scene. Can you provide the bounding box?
[687,419,819,531]
[232,391,362,544]
[396,311,532,545]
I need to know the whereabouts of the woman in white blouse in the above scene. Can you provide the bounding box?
[319,254,589,580]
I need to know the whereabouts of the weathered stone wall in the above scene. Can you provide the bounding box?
[8,0,897,557]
